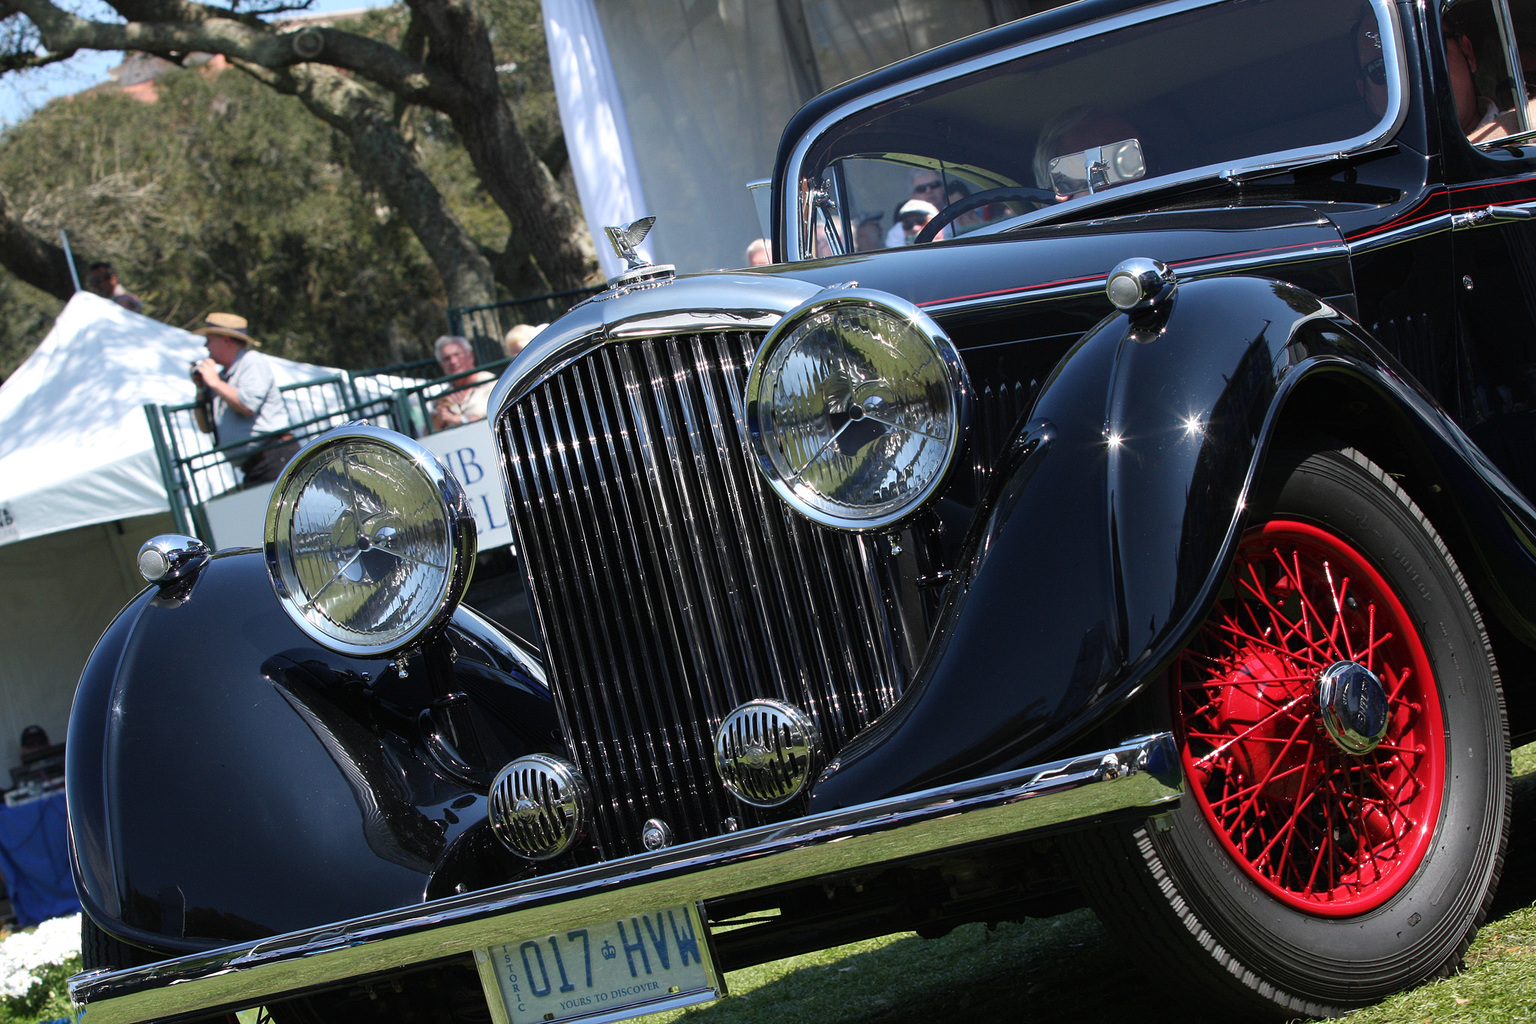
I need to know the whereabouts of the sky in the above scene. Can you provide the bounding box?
[0,0,394,127]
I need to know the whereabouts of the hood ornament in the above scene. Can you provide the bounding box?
[603,217,675,289]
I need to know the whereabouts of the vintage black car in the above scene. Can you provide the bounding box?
[66,0,1536,1020]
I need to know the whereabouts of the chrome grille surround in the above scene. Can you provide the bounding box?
[494,295,920,859]
[487,754,591,860]
[714,699,823,807]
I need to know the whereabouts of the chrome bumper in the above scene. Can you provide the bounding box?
[71,733,1181,1024]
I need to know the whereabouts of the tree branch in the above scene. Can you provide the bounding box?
[0,184,78,300]
[12,0,469,107]
[236,57,495,307]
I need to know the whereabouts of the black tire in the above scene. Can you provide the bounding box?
[1073,447,1510,1020]
[81,913,164,971]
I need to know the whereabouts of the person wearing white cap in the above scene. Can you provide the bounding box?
[889,198,940,246]
[192,312,296,485]
[885,168,950,247]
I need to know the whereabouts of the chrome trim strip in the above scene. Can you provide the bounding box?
[919,237,1352,317]
[485,275,824,426]
[782,0,1407,259]
[71,733,1182,1024]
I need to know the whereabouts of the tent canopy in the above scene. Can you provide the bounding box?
[0,293,332,548]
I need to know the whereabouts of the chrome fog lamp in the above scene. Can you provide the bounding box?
[714,700,823,808]
[488,754,592,860]
[264,424,476,656]
[744,288,969,530]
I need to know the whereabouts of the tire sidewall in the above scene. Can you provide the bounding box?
[1151,448,1508,1001]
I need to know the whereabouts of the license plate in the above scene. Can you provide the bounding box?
[475,903,724,1024]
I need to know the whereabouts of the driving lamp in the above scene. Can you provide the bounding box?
[264,424,476,656]
[744,288,969,530]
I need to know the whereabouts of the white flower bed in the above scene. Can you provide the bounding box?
[0,915,80,999]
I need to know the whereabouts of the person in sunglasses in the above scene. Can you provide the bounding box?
[884,170,950,246]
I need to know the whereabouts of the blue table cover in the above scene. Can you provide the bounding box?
[0,791,79,927]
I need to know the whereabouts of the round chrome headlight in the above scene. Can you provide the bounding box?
[264,424,476,656]
[744,288,969,530]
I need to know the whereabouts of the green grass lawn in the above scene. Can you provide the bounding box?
[634,742,1536,1024]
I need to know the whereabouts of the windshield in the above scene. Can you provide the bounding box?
[794,0,1398,258]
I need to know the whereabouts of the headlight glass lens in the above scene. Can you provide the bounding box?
[745,290,968,529]
[265,426,475,655]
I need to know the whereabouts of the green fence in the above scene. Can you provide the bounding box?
[445,287,602,364]
[146,360,515,538]
[147,287,602,539]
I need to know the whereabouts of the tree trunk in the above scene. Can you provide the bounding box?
[405,0,597,292]
[13,0,596,298]
[0,186,76,300]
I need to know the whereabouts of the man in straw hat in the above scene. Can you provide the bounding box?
[192,312,297,486]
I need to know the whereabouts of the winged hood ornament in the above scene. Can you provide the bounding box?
[601,216,675,290]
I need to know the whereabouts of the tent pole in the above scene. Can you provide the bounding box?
[59,231,81,293]
[144,404,194,536]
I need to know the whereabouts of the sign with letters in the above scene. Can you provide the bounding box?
[417,419,513,551]
[474,902,722,1024]
[201,419,514,552]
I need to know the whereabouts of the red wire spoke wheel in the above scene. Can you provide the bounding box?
[1071,447,1508,1020]
[1174,520,1444,915]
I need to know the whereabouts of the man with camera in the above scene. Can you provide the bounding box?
[191,312,297,486]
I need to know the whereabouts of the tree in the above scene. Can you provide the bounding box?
[0,64,479,376]
[0,0,597,308]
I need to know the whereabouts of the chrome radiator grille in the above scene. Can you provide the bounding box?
[498,330,912,859]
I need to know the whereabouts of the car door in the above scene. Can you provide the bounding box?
[1445,0,1536,499]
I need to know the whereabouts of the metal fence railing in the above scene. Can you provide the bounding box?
[446,287,602,365]
[146,360,522,537]
[145,375,404,537]
[145,286,603,538]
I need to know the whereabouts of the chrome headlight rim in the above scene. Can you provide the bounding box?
[744,287,970,532]
[263,423,476,657]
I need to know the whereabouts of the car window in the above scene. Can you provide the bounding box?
[797,0,1398,257]
[1446,0,1535,144]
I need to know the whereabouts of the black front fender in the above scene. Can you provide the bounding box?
[810,273,1525,807]
[67,550,555,954]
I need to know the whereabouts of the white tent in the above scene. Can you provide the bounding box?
[0,294,333,772]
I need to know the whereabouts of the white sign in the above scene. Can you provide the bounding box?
[418,419,514,551]
[201,420,513,552]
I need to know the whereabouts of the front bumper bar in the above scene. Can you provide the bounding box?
[71,733,1181,1024]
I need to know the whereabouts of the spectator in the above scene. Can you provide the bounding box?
[1441,15,1521,142]
[854,214,884,251]
[85,262,143,313]
[885,170,949,246]
[745,238,772,266]
[503,323,545,360]
[431,335,496,430]
[192,313,297,486]
[893,199,939,245]
[1355,14,1390,120]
